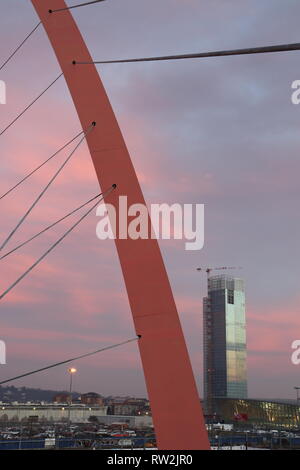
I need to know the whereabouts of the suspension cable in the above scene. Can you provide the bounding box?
[0,123,95,253]
[0,193,102,261]
[73,42,300,65]
[0,73,63,138]
[49,0,106,13]
[0,184,116,301]
[0,22,41,72]
[0,129,85,201]
[0,335,139,386]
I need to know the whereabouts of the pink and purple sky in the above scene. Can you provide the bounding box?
[0,0,300,399]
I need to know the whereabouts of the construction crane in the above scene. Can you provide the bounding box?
[196,266,242,296]
[196,266,242,280]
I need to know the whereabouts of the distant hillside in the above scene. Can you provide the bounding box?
[0,385,80,403]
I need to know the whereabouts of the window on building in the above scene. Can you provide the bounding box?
[228,290,234,304]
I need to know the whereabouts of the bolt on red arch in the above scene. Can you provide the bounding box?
[31,0,210,449]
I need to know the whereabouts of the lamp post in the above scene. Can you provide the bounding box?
[67,367,77,425]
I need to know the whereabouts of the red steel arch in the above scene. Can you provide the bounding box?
[31,0,209,449]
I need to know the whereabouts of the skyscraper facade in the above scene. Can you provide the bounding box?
[203,275,247,413]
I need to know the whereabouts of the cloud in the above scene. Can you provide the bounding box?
[0,0,299,398]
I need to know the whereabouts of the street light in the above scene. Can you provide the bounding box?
[68,367,77,424]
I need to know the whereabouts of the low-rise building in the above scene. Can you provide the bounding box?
[80,392,103,406]
[0,403,107,423]
[213,397,300,429]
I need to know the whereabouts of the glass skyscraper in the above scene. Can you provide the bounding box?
[203,275,247,414]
